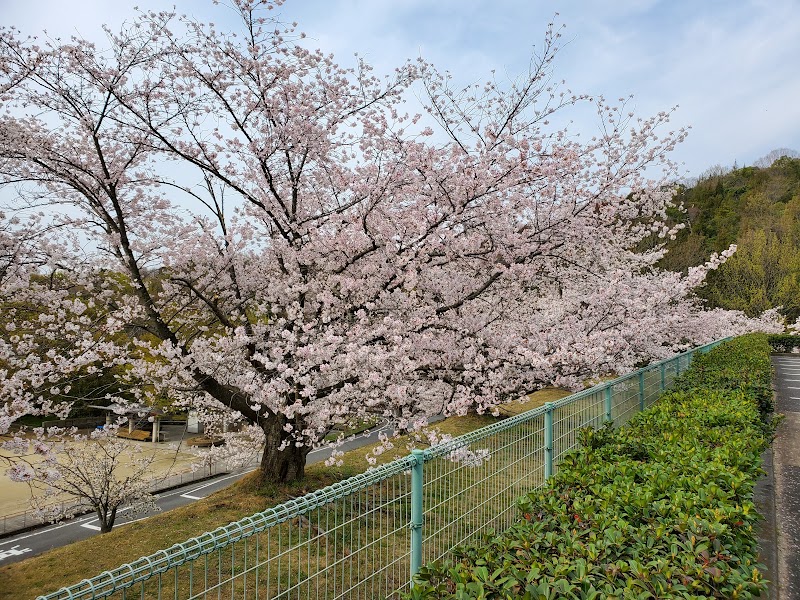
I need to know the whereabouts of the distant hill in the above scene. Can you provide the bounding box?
[655,154,800,322]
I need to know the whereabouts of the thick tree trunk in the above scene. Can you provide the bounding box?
[259,441,308,482]
[259,415,311,482]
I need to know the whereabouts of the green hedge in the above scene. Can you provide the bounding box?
[767,334,800,354]
[407,335,775,599]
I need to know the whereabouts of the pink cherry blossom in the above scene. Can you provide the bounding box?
[0,1,784,484]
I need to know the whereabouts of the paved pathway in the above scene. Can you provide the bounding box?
[766,355,800,599]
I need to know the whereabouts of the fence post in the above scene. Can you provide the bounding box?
[660,363,666,391]
[604,386,613,423]
[638,371,645,411]
[410,449,426,584]
[544,402,554,479]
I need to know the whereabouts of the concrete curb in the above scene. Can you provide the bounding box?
[756,445,778,599]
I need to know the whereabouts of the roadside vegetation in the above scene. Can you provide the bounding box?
[407,334,776,599]
[767,334,800,353]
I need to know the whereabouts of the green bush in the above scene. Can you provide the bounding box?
[675,334,774,418]
[767,334,800,354]
[407,335,775,599]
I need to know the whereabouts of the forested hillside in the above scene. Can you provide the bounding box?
[658,155,800,321]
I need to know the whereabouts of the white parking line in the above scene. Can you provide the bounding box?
[0,512,100,547]
[114,514,153,528]
[0,545,32,562]
[178,471,245,500]
[80,523,102,531]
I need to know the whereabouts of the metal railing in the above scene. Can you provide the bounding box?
[1,499,92,537]
[37,338,727,600]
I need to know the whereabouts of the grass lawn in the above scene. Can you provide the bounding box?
[0,388,568,600]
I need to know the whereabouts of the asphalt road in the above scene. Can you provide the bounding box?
[770,354,800,599]
[0,418,401,567]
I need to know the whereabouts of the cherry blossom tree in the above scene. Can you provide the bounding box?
[6,426,160,533]
[0,1,783,483]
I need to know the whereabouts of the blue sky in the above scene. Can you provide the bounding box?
[2,0,799,177]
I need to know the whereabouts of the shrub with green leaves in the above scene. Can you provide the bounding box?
[767,333,800,354]
[407,334,775,599]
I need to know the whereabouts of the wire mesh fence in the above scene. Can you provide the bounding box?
[421,411,546,567]
[36,339,725,600]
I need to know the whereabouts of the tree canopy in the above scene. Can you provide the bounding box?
[0,1,782,483]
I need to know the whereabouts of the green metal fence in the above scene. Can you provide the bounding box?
[37,339,727,600]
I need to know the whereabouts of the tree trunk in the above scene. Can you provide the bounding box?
[98,505,117,533]
[259,415,311,482]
